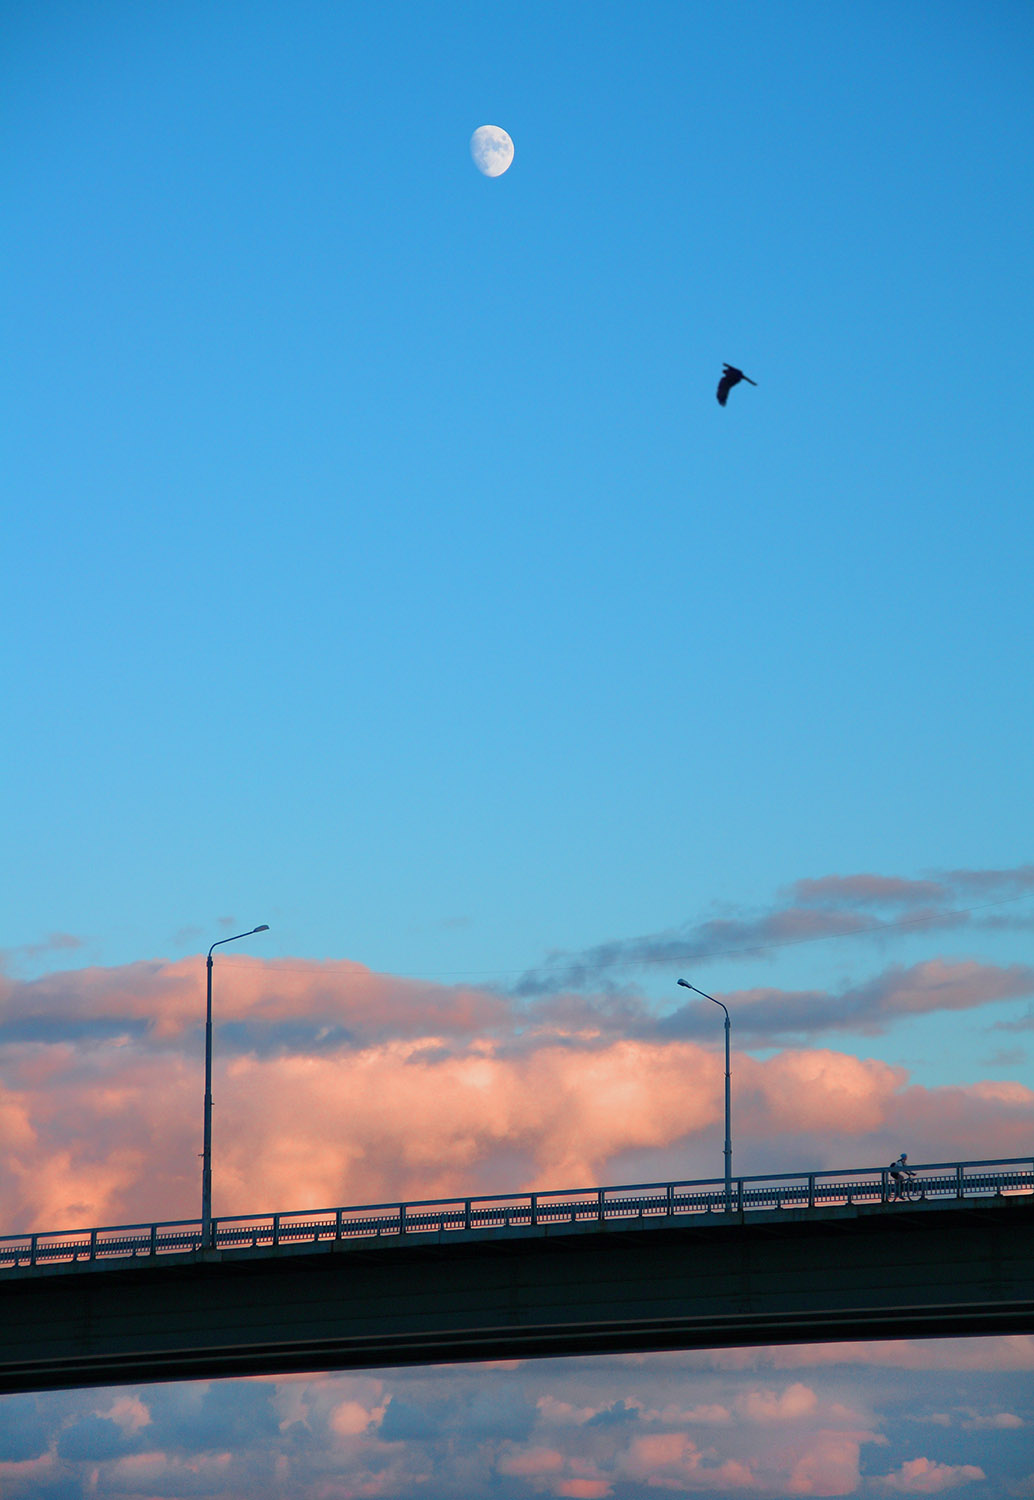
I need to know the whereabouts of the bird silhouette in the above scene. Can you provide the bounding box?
[716,364,758,405]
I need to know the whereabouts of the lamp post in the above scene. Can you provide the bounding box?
[677,979,732,1213]
[202,925,269,1247]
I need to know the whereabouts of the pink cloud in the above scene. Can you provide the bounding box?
[861,959,1034,1018]
[619,1433,761,1491]
[666,960,1034,1045]
[643,1335,1034,1375]
[497,1444,566,1476]
[0,1456,61,1489]
[497,1445,614,1497]
[737,1382,818,1423]
[3,1019,1031,1232]
[876,1457,986,1493]
[960,1410,1024,1429]
[786,1432,866,1496]
[0,955,508,1045]
[737,1049,903,1136]
[0,1027,916,1228]
[1,952,1031,1234]
[619,1431,704,1484]
[512,864,1034,994]
[789,875,948,908]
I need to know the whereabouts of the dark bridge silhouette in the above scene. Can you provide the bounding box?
[2,1157,1032,1393]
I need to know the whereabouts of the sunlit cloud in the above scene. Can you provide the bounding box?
[1,943,1032,1232]
[643,1336,1034,1373]
[656,959,1034,1043]
[874,1456,987,1492]
[0,1024,972,1229]
[0,1346,1027,1498]
[511,864,1034,996]
[0,931,87,975]
[1,885,1032,1500]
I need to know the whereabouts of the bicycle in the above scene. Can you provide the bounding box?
[889,1169,920,1203]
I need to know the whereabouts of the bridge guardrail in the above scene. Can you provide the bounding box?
[2,1157,1031,1272]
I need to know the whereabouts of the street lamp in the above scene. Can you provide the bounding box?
[677,979,733,1213]
[202,925,269,1247]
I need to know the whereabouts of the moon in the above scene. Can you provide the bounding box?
[470,125,514,178]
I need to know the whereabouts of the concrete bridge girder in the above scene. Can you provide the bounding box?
[2,1195,1032,1393]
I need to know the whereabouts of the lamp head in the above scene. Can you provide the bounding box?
[677,978,691,989]
[253,925,270,933]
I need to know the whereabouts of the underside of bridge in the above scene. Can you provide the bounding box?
[3,1195,1033,1393]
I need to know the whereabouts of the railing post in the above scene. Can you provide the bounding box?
[737,1178,743,1212]
[666,1183,674,1215]
[531,1194,538,1227]
[272,1215,280,1247]
[30,1234,38,1267]
[808,1174,815,1209]
[400,1204,407,1235]
[335,1209,342,1241]
[464,1199,471,1231]
[956,1164,965,1200]
[90,1229,97,1262]
[597,1188,605,1221]
[881,1169,889,1202]
[150,1224,157,1256]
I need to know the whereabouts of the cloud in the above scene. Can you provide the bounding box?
[786,1431,866,1496]
[0,932,87,974]
[876,1457,987,1492]
[0,901,1027,1500]
[496,1443,565,1475]
[0,1030,904,1227]
[657,959,1034,1043]
[1,950,1031,1232]
[4,946,1029,1106]
[959,1409,1024,1429]
[511,864,1034,996]
[496,1443,614,1498]
[331,1394,386,1436]
[0,955,510,1052]
[0,876,1030,1242]
[787,875,951,908]
[100,1395,152,1434]
[617,1430,706,1485]
[623,1335,1034,1375]
[0,1350,1026,1500]
[584,1399,639,1429]
[736,1382,818,1423]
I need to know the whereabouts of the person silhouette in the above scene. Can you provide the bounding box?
[889,1151,911,1201]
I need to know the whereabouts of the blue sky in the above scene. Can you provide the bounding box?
[5,0,1032,994]
[2,2,1034,1495]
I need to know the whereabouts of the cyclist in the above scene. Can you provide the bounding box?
[889,1152,913,1201]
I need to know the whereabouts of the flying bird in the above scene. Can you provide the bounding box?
[716,364,758,406]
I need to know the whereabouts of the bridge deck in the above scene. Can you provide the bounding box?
[3,1157,1031,1274]
[2,1160,1033,1393]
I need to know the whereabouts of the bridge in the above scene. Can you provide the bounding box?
[2,1157,1032,1393]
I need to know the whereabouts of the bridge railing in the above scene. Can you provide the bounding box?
[2,1156,1031,1272]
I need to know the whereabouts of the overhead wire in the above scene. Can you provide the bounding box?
[214,887,1034,988]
